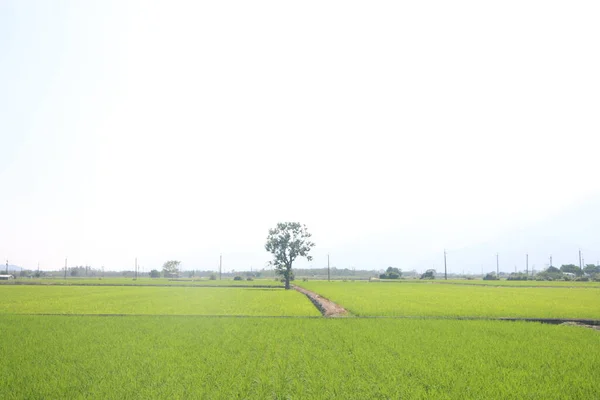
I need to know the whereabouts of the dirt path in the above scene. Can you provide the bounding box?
[293,285,348,317]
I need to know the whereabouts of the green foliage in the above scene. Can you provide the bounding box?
[560,264,583,276]
[583,264,600,275]
[162,260,181,277]
[233,276,243,281]
[420,269,435,280]
[265,222,315,289]
[1,316,599,399]
[209,273,217,280]
[483,272,499,281]
[297,281,600,319]
[546,266,561,273]
[506,273,529,281]
[536,270,563,281]
[380,267,402,279]
[149,269,161,278]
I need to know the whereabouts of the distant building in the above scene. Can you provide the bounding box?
[0,275,14,280]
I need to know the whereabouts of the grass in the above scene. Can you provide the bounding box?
[298,281,600,319]
[386,279,600,288]
[0,277,283,287]
[0,315,598,399]
[0,286,319,316]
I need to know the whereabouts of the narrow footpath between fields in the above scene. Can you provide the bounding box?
[293,285,348,317]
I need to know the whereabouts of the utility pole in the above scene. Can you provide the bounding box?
[444,249,447,280]
[549,255,553,268]
[495,253,499,276]
[327,254,330,282]
[135,257,138,280]
[64,258,67,279]
[219,254,222,280]
[579,249,583,272]
[5,259,8,275]
[37,262,40,276]
[526,254,529,275]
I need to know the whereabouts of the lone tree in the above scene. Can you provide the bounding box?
[162,260,181,278]
[265,222,315,289]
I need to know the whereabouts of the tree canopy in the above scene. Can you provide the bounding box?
[420,269,436,280]
[265,222,315,289]
[380,267,402,279]
[560,264,582,276]
[162,260,181,277]
[583,264,600,275]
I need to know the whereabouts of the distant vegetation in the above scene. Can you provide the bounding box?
[379,266,402,279]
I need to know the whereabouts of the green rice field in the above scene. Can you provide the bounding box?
[379,279,600,288]
[0,278,598,399]
[298,281,600,319]
[1,316,598,399]
[0,286,319,316]
[0,277,283,287]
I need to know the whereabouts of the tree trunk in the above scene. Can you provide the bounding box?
[285,264,291,290]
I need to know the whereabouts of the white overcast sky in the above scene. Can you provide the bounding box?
[1,1,599,272]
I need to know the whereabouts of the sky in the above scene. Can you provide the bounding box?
[1,1,599,273]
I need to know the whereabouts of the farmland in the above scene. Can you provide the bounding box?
[0,279,598,399]
[298,281,600,319]
[0,277,283,287]
[392,279,600,288]
[1,316,599,399]
[0,286,319,316]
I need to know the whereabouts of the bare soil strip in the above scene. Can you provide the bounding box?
[293,285,348,317]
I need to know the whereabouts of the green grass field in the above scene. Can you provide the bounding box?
[298,281,600,319]
[1,279,598,399]
[0,316,598,399]
[382,279,600,288]
[0,277,283,287]
[0,286,319,316]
